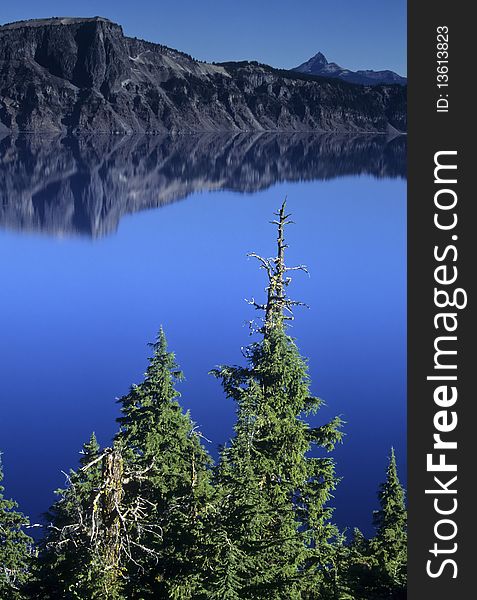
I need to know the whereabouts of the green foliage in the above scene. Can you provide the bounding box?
[30,432,112,599]
[206,532,248,600]
[369,448,407,599]
[208,203,344,599]
[116,328,214,599]
[339,528,376,600]
[31,331,214,600]
[337,451,407,600]
[0,457,33,599]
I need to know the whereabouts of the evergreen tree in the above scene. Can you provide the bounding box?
[340,528,375,600]
[310,529,357,600]
[322,452,407,600]
[34,433,159,599]
[0,455,33,599]
[116,328,213,599]
[31,432,107,599]
[369,448,407,599]
[208,203,343,599]
[33,332,213,599]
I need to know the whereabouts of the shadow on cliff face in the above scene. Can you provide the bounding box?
[0,133,406,238]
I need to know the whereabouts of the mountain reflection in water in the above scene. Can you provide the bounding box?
[0,133,406,238]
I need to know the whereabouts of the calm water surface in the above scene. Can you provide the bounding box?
[0,134,406,536]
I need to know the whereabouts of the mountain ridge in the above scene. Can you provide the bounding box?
[0,16,115,29]
[0,17,407,133]
[294,51,406,86]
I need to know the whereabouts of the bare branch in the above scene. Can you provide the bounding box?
[284,265,309,274]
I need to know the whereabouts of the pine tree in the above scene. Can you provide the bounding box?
[207,531,248,600]
[0,455,33,599]
[33,332,213,599]
[208,203,343,599]
[369,448,407,599]
[325,453,407,600]
[115,328,213,599]
[35,433,159,599]
[31,432,107,599]
[311,530,357,600]
[340,528,375,600]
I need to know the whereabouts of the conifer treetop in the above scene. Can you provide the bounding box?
[373,447,407,539]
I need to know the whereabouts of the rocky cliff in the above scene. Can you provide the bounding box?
[0,132,406,237]
[0,17,407,133]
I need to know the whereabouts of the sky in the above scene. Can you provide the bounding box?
[1,0,407,75]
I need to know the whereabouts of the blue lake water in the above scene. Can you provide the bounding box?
[0,134,406,537]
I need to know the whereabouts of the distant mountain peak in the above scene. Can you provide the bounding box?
[310,51,328,63]
[294,52,406,86]
[300,52,329,69]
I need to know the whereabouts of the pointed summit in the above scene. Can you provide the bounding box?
[294,51,406,86]
[297,51,329,72]
[309,51,328,66]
